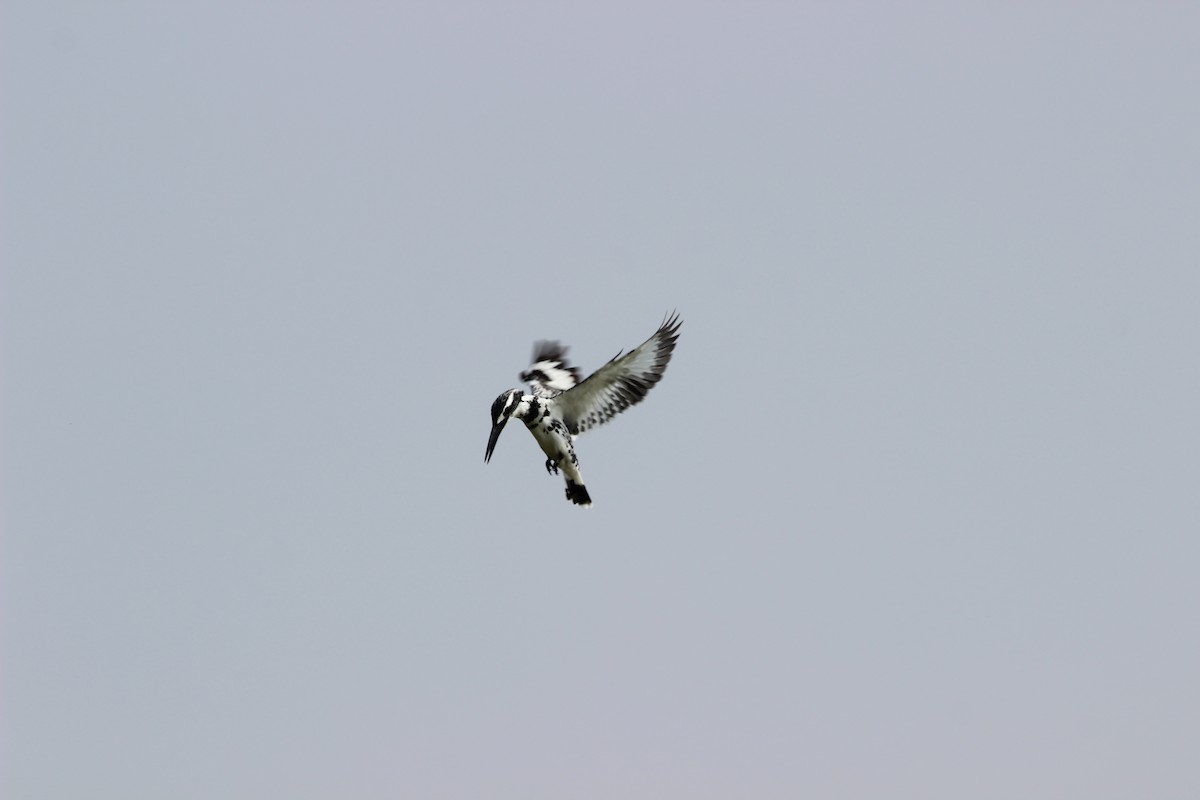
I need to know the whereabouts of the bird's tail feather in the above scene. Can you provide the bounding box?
[565,479,592,507]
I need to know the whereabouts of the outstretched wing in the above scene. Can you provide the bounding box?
[520,341,581,398]
[556,312,682,436]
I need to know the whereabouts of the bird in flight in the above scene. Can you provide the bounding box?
[485,312,682,506]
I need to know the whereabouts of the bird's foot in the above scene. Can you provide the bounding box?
[544,458,560,475]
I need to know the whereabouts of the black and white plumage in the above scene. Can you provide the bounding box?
[485,312,682,507]
[520,342,581,398]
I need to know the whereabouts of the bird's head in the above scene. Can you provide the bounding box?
[484,389,522,463]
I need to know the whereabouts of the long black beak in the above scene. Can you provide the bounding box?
[484,421,505,463]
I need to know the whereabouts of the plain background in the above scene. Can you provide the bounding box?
[3,3,1198,798]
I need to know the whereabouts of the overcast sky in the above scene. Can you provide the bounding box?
[3,3,1199,798]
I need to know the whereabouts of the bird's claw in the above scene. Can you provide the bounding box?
[544,458,560,475]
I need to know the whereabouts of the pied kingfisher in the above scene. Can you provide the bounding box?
[485,312,682,507]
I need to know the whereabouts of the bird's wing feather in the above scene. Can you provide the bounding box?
[521,341,581,398]
[557,312,682,436]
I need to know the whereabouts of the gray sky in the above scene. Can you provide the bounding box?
[3,3,1199,798]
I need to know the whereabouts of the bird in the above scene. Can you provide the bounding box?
[485,312,682,506]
